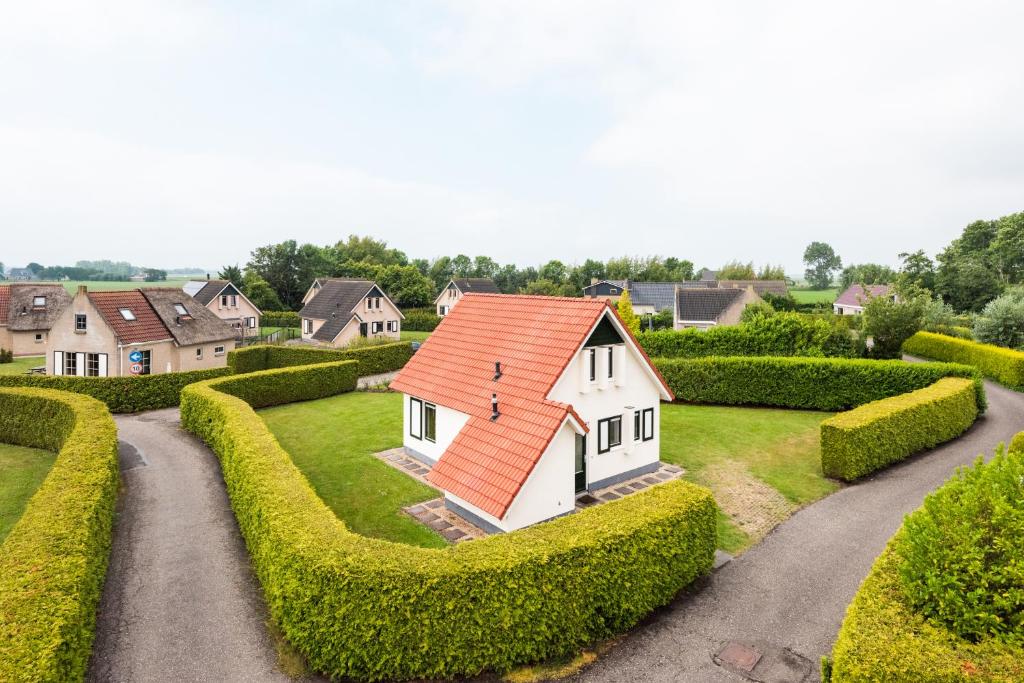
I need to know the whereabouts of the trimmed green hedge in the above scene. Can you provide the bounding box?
[653,356,986,412]
[1009,431,1024,454]
[828,462,1024,682]
[260,311,301,327]
[638,312,861,359]
[180,365,717,681]
[904,331,1024,389]
[0,388,119,682]
[211,360,358,408]
[402,307,441,332]
[227,341,413,377]
[0,367,231,413]
[820,378,979,481]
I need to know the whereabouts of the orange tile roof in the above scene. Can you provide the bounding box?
[390,293,672,519]
[0,285,9,323]
[88,291,173,344]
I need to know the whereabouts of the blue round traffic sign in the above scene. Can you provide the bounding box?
[129,350,143,363]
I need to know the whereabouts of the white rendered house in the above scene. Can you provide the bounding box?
[390,293,674,533]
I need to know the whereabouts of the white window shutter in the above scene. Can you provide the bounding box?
[98,354,108,377]
[614,345,627,387]
[53,351,63,376]
[75,352,86,377]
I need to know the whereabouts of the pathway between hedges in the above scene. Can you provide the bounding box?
[572,379,1024,683]
[87,408,294,682]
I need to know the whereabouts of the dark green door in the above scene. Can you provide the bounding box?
[574,434,587,493]
[359,322,368,337]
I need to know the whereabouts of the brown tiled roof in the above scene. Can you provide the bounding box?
[390,293,672,520]
[140,288,236,346]
[5,284,71,331]
[88,291,173,344]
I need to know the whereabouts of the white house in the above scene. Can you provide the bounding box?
[434,277,500,316]
[390,293,674,533]
[298,278,404,347]
[833,284,894,315]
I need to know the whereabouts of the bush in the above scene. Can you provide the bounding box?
[829,456,1024,682]
[903,331,1024,389]
[402,307,441,332]
[0,367,231,413]
[638,312,861,359]
[820,378,979,481]
[179,367,717,681]
[972,287,1024,349]
[227,341,412,377]
[930,324,973,340]
[862,291,926,359]
[895,450,1024,646]
[0,388,119,682]
[653,356,985,412]
[1010,431,1024,454]
[0,348,11,364]
[260,310,301,328]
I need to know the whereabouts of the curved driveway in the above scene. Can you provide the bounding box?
[573,379,1024,683]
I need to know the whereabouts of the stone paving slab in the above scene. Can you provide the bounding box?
[577,463,686,511]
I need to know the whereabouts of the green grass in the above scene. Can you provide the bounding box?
[259,391,445,548]
[0,443,56,542]
[791,288,839,304]
[0,356,45,376]
[23,278,191,294]
[400,330,431,342]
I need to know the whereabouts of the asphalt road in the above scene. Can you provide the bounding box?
[573,379,1024,683]
[87,408,291,683]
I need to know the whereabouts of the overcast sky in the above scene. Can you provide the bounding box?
[2,1,1022,274]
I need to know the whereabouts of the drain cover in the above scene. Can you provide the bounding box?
[716,642,762,673]
[713,641,812,682]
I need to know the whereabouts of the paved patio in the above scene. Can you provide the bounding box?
[574,463,685,511]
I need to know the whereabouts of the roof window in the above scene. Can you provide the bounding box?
[32,296,46,307]
[174,303,189,316]
[119,308,136,321]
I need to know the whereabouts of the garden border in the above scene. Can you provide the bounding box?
[903,331,1024,390]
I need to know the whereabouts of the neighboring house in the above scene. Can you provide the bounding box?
[7,268,39,281]
[833,284,893,315]
[0,284,72,356]
[580,279,628,304]
[582,279,714,315]
[45,286,237,376]
[390,294,674,533]
[699,269,717,281]
[301,277,331,305]
[435,278,500,316]
[298,278,403,347]
[717,280,790,298]
[183,279,262,338]
[674,286,762,330]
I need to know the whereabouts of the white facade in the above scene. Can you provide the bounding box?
[403,396,470,464]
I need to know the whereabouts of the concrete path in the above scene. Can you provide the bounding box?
[573,379,1024,683]
[87,409,290,683]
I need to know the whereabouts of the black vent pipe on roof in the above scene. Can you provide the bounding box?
[491,393,499,421]
[494,361,502,380]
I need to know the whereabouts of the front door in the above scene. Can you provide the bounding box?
[574,434,587,493]
[359,322,368,337]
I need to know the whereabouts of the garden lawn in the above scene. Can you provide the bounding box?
[0,443,56,542]
[0,355,45,376]
[791,288,839,304]
[259,391,445,548]
[400,330,431,342]
[660,403,836,553]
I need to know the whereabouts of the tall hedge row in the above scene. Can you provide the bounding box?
[653,356,985,412]
[820,378,979,481]
[259,311,301,327]
[0,367,231,413]
[179,366,717,681]
[903,331,1024,389]
[0,388,119,682]
[227,341,413,376]
[401,307,442,332]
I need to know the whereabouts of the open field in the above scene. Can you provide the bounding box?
[16,278,196,294]
[0,443,56,542]
[0,355,45,375]
[790,287,838,304]
[262,391,833,553]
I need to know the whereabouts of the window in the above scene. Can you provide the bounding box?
[642,408,655,441]
[439,305,449,315]
[424,403,436,443]
[607,347,614,378]
[220,295,229,307]
[386,320,397,332]
[376,297,382,309]
[588,349,596,382]
[609,287,618,294]
[139,350,151,375]
[409,398,423,439]
[34,333,43,343]
[32,296,46,307]
[231,295,238,307]
[247,317,257,329]
[196,348,203,360]
[64,352,77,376]
[634,410,642,441]
[119,308,136,321]
[174,303,188,316]
[597,416,622,454]
[75,314,87,331]
[86,353,101,377]
[371,321,383,334]
[214,345,225,356]
[303,319,313,334]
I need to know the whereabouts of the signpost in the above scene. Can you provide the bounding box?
[128,350,144,375]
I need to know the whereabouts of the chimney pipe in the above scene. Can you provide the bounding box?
[77,284,87,296]
[491,393,499,421]
[494,361,502,380]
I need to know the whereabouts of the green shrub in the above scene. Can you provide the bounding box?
[179,368,717,681]
[260,310,301,327]
[829,458,1024,682]
[0,348,12,364]
[402,307,441,332]
[895,450,1024,646]
[903,331,1024,389]
[820,378,979,481]
[1010,431,1024,454]
[653,356,985,412]
[0,388,119,682]
[930,324,973,340]
[639,312,861,359]
[227,341,412,377]
[0,367,231,413]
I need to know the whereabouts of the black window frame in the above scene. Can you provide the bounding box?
[634,410,641,441]
[423,403,436,443]
[64,352,77,376]
[409,397,423,439]
[139,350,151,375]
[75,313,87,331]
[607,346,614,378]
[588,348,596,382]
[642,407,655,441]
[597,415,622,454]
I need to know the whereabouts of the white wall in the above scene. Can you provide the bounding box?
[402,393,469,463]
[548,337,663,488]
[446,420,577,532]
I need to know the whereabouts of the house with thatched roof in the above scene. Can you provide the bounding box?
[0,283,72,357]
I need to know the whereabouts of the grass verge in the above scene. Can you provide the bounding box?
[0,443,56,542]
